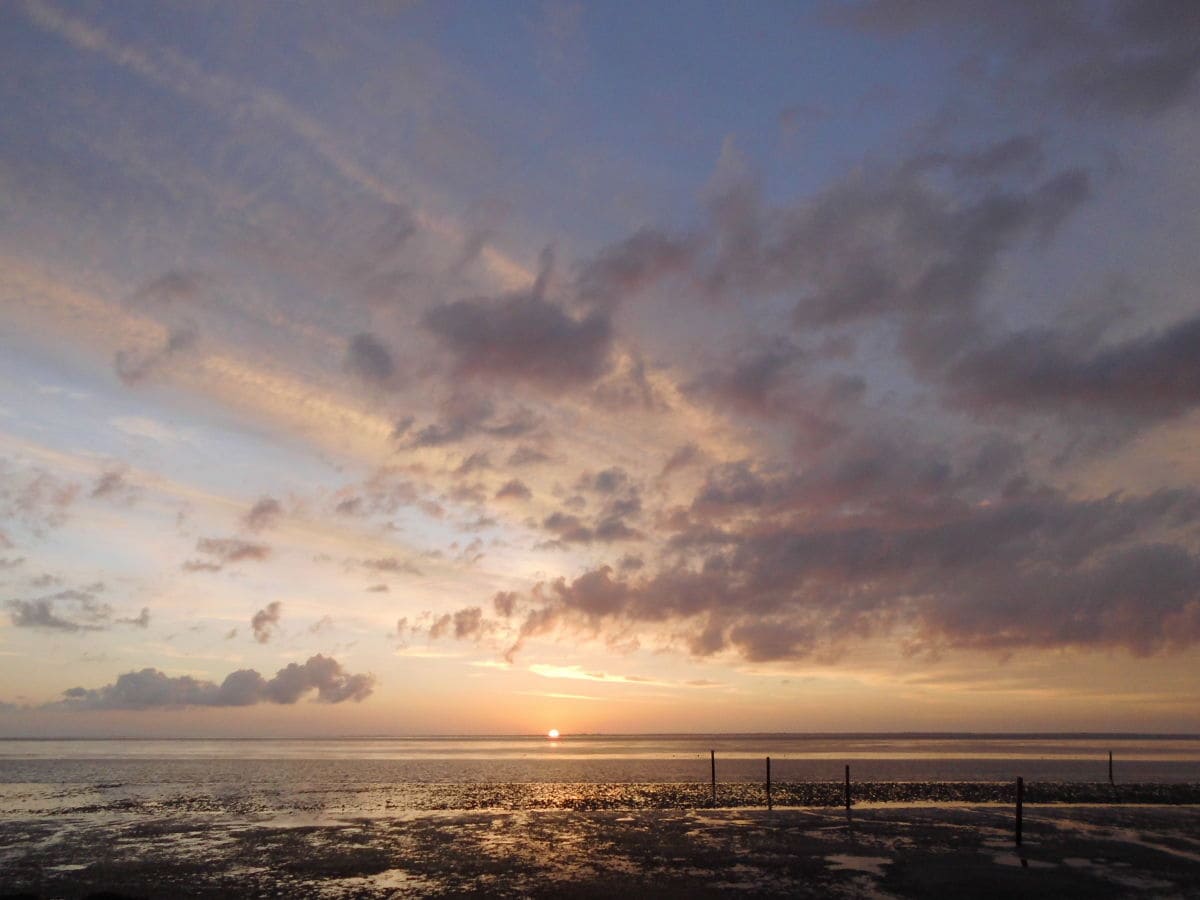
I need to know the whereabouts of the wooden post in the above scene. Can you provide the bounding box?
[710,749,717,806]
[766,756,772,810]
[1015,776,1024,846]
[1108,751,1114,785]
[844,764,851,810]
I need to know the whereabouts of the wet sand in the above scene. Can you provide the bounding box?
[3,800,1200,898]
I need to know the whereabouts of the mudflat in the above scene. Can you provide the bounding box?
[3,803,1200,898]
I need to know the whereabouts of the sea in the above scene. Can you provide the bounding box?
[2,733,1198,818]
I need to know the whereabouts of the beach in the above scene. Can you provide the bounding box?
[3,736,1199,896]
[4,800,1200,898]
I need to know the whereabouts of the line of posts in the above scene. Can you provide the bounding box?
[706,748,1117,846]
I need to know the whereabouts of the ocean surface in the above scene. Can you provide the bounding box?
[2,733,1199,817]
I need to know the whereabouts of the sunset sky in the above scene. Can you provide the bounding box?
[2,1,1199,737]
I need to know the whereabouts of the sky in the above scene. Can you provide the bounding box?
[2,0,1199,737]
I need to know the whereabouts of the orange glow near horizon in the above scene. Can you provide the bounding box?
[547,729,560,739]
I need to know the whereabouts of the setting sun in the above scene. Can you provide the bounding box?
[547,729,560,740]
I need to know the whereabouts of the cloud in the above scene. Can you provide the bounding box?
[507,445,551,467]
[429,606,484,640]
[837,0,1200,117]
[0,464,79,533]
[455,451,491,475]
[8,585,148,633]
[242,496,284,531]
[359,556,422,575]
[495,479,532,501]
[948,314,1200,421]
[333,472,420,518]
[574,227,694,310]
[343,333,398,385]
[192,537,272,566]
[115,324,199,385]
[56,654,375,709]
[660,444,700,478]
[496,481,1200,662]
[493,591,518,617]
[251,601,282,644]
[90,468,137,503]
[685,340,803,415]
[424,257,613,389]
[406,394,540,448]
[130,270,211,307]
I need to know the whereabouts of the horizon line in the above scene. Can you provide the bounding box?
[2,730,1198,741]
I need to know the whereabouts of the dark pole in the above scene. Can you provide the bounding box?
[711,749,717,806]
[1109,751,1114,785]
[844,764,851,810]
[1015,776,1024,846]
[766,756,772,811]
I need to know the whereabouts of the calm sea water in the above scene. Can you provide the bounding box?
[2,734,1198,787]
[2,734,1198,817]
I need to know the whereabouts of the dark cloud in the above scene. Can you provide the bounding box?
[130,270,211,307]
[193,537,271,564]
[495,479,532,501]
[8,585,147,633]
[57,654,375,709]
[242,496,283,531]
[455,452,491,475]
[685,341,803,415]
[589,467,630,495]
[251,601,282,644]
[507,445,551,467]
[617,554,645,572]
[408,395,540,448]
[660,444,701,478]
[574,227,694,310]
[496,479,1200,662]
[429,606,485,640]
[783,167,1088,332]
[493,591,518,617]
[910,134,1046,180]
[542,512,594,545]
[424,263,613,388]
[90,468,137,503]
[360,556,422,576]
[344,333,398,385]
[837,0,1200,117]
[949,314,1200,420]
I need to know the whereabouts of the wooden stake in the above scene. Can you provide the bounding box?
[844,764,851,810]
[1109,750,1114,785]
[766,756,772,811]
[710,749,717,806]
[1015,776,1024,846]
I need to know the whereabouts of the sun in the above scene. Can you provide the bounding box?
[547,729,560,739]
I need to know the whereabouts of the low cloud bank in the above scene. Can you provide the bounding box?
[57,655,375,710]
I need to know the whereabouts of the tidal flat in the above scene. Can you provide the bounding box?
[3,800,1200,898]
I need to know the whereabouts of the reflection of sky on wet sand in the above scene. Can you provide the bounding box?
[5,804,1200,898]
